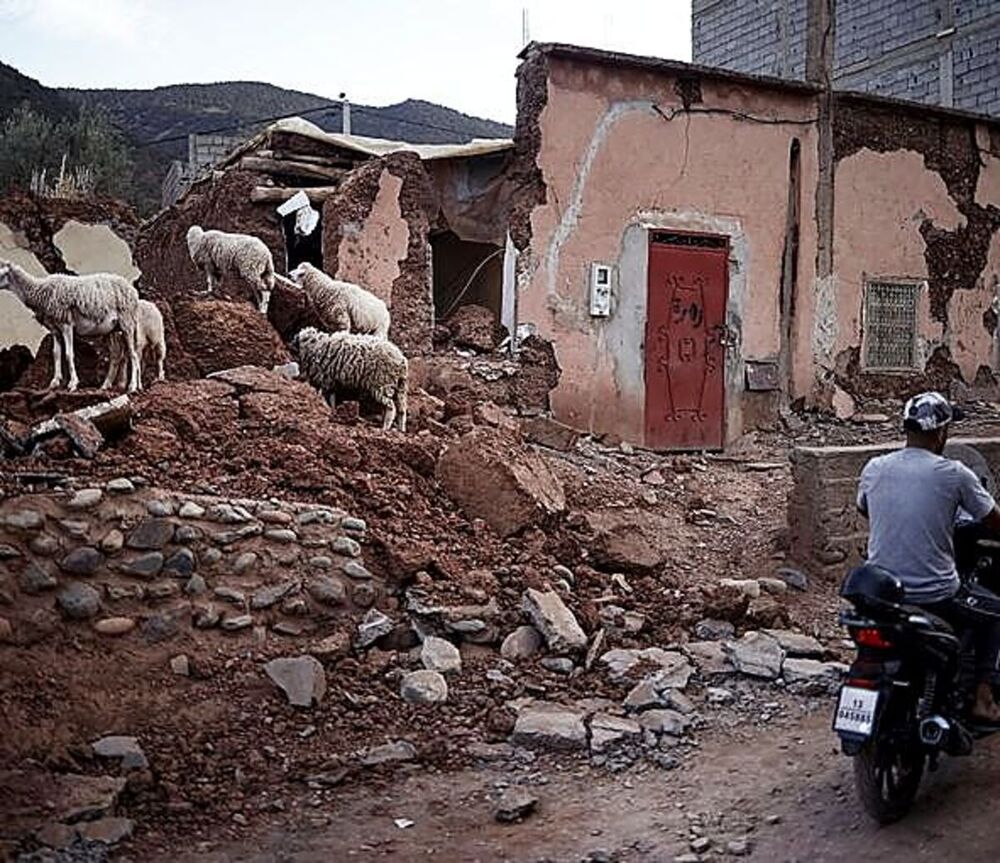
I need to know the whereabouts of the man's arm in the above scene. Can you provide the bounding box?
[980,506,1000,535]
[957,463,1000,533]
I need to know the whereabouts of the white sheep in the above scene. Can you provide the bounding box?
[0,260,141,392]
[290,326,408,432]
[287,262,390,339]
[186,225,275,314]
[105,298,166,390]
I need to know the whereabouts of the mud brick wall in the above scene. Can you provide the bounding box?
[788,437,1000,577]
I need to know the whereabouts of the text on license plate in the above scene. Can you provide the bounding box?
[834,685,879,736]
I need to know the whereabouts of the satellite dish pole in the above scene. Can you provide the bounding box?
[339,92,351,136]
[522,7,530,46]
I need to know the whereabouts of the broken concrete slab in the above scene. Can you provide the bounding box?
[522,588,587,652]
[420,635,462,673]
[599,647,692,688]
[637,709,690,737]
[584,508,679,573]
[589,713,642,752]
[500,625,544,661]
[511,703,587,750]
[400,669,449,704]
[782,657,848,688]
[727,631,785,679]
[682,641,736,676]
[92,735,148,770]
[264,655,327,707]
[764,629,825,658]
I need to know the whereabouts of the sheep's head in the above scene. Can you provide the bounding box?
[288,326,322,358]
[185,225,203,255]
[288,263,314,286]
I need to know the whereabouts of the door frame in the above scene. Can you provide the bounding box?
[644,228,730,451]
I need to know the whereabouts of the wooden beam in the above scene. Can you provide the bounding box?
[240,155,346,183]
[250,185,341,204]
[255,149,360,169]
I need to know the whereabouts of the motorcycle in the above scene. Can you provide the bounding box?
[833,526,1000,823]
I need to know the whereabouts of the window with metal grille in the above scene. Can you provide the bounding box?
[863,280,921,370]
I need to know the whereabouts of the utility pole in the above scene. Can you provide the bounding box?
[339,92,351,136]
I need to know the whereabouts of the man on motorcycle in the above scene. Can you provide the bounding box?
[857,391,1000,723]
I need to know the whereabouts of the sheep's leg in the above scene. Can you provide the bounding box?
[258,287,271,315]
[62,323,79,392]
[375,392,396,431]
[326,391,337,410]
[155,342,166,381]
[48,331,64,389]
[125,332,141,393]
[102,335,121,390]
[396,384,408,433]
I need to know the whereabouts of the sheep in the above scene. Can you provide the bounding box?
[105,298,166,390]
[290,326,408,432]
[286,262,390,339]
[186,225,275,314]
[0,260,141,392]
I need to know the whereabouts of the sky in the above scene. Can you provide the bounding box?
[0,0,692,124]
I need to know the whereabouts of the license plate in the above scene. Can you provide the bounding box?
[834,685,879,737]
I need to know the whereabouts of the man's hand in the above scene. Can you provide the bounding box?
[981,507,1000,535]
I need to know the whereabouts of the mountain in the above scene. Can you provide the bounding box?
[0,61,76,122]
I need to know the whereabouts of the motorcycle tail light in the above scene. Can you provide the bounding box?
[845,677,879,690]
[852,627,894,649]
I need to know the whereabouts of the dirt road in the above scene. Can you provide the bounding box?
[165,706,1000,863]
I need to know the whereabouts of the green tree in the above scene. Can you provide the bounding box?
[0,103,63,191]
[63,105,134,198]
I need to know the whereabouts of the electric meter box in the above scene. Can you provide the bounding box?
[590,263,613,317]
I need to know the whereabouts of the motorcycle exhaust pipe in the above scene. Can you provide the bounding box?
[919,715,950,747]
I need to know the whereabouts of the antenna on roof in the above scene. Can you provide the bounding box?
[339,92,351,136]
[522,7,530,47]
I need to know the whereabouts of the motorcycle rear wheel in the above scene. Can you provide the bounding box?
[854,739,925,824]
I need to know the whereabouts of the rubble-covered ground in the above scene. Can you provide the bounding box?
[4,324,1000,862]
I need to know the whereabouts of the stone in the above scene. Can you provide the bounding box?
[541,657,574,674]
[265,655,327,707]
[215,585,246,604]
[127,518,175,550]
[94,617,135,636]
[341,516,367,533]
[29,534,60,556]
[623,678,667,712]
[146,499,174,517]
[726,839,751,857]
[359,740,417,766]
[5,509,43,531]
[106,478,135,494]
[184,574,207,596]
[600,648,692,688]
[251,580,299,610]
[512,703,587,750]
[100,529,125,554]
[727,631,784,679]
[330,536,361,557]
[163,548,196,577]
[175,524,203,544]
[35,821,76,848]
[521,415,580,451]
[193,604,221,628]
[782,658,848,687]
[352,582,378,609]
[522,588,587,652]
[584,509,676,573]
[205,503,253,523]
[78,816,134,844]
[141,611,182,643]
[264,528,297,543]
[495,789,539,823]
[776,567,809,591]
[683,641,736,676]
[212,524,263,545]
[58,519,89,538]
[706,686,735,705]
[274,621,307,636]
[342,560,373,580]
[59,546,104,575]
[764,629,824,657]
[221,613,253,631]
[297,509,336,526]
[691,838,712,854]
[178,501,206,518]
[92,735,148,769]
[146,581,179,600]
[282,596,311,616]
[57,582,101,619]
[311,631,351,660]
[694,618,735,641]
[501,625,544,661]
[400,669,449,704]
[758,577,788,595]
[437,427,566,537]
[260,508,294,524]
[719,578,762,599]
[308,555,333,570]
[18,562,58,594]
[638,709,689,737]
[170,654,190,676]
[356,608,393,648]
[67,488,103,509]
[233,551,257,573]
[420,635,462,673]
[119,552,164,579]
[589,713,642,752]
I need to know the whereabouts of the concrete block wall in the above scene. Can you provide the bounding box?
[788,437,1000,577]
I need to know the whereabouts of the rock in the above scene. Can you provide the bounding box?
[170,654,190,676]
[178,501,206,518]
[356,608,394,648]
[522,588,587,652]
[521,414,580,451]
[307,575,348,606]
[694,618,735,641]
[727,631,784,679]
[359,740,417,766]
[29,534,60,556]
[342,560,373,580]
[706,686,735,705]
[193,604,221,628]
[264,528,297,543]
[400,669,449,704]
[67,488,103,509]
[495,788,539,823]
[308,555,333,570]
[726,839,751,857]
[93,617,136,636]
[448,302,500,352]
[118,552,164,579]
[78,816,134,844]
[146,499,174,517]
[776,567,808,591]
[638,709,689,736]
[221,613,253,631]
[14,771,126,826]
[5,509,43,531]
[764,629,824,657]
[589,713,642,752]
[59,546,104,575]
[273,621,307,636]
[163,548,196,577]
[35,821,76,848]
[175,524,203,544]
[206,503,254,524]
[512,703,587,750]
[57,582,101,619]
[146,580,178,600]
[283,596,311,616]
[311,631,351,660]
[265,655,327,707]
[100,529,125,554]
[58,519,89,538]
[18,562,58,594]
[584,508,677,573]
[184,574,207,596]
[691,838,712,854]
[623,678,667,712]
[719,578,761,599]
[93,735,148,769]
[683,641,736,676]
[746,595,789,628]
[420,636,462,673]
[758,577,788,595]
[331,536,361,557]
[437,427,566,537]
[782,658,848,687]
[501,625,544,661]
[233,551,258,573]
[251,580,298,610]
[600,648,692,688]
[106,478,135,494]
[215,586,246,605]
[341,516,367,533]
[127,518,175,550]
[141,611,182,643]
[541,656,575,675]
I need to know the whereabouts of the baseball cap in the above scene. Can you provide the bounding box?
[902,391,964,432]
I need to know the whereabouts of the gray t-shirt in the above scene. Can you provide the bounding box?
[857,447,996,603]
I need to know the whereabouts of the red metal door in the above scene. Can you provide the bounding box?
[644,232,728,450]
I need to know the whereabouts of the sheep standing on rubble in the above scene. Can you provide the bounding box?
[290,326,408,432]
[0,260,141,392]
[105,298,166,389]
[287,262,390,339]
[186,225,275,314]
